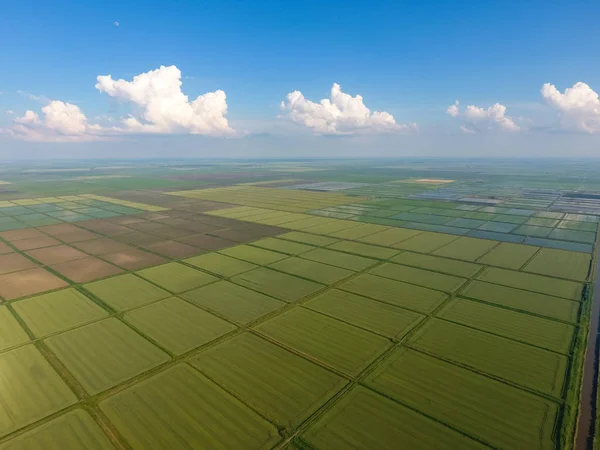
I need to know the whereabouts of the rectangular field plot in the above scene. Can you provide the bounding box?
[100,364,280,449]
[0,345,77,438]
[45,318,169,395]
[390,252,481,278]
[219,244,288,265]
[437,298,575,354]
[125,298,236,355]
[522,248,591,281]
[557,220,598,232]
[137,262,218,293]
[477,221,518,233]
[269,257,354,285]
[391,231,458,253]
[0,409,114,450]
[365,348,559,450]
[0,305,30,352]
[255,307,390,375]
[277,231,339,247]
[461,280,580,322]
[476,242,539,269]
[193,332,347,428]
[548,228,596,244]
[327,223,389,240]
[356,228,422,246]
[409,319,568,397]
[250,237,314,255]
[340,273,447,314]
[432,237,498,261]
[304,289,424,338]
[300,248,378,271]
[83,274,170,311]
[371,263,467,293]
[327,240,400,259]
[477,267,584,300]
[301,386,486,450]
[184,252,257,277]
[233,267,324,302]
[13,288,108,338]
[183,281,285,324]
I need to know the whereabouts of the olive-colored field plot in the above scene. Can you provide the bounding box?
[0,159,599,450]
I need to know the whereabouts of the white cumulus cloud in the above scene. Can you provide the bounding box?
[5,101,103,142]
[446,100,459,117]
[541,82,600,133]
[447,100,520,132]
[280,83,417,135]
[113,21,120,27]
[95,65,233,136]
[4,65,233,142]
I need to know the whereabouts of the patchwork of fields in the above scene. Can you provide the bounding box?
[0,160,597,450]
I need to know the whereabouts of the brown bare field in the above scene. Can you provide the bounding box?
[101,248,167,270]
[144,241,202,259]
[177,234,235,250]
[72,238,132,255]
[114,232,166,246]
[137,212,170,221]
[144,226,195,239]
[174,221,224,234]
[125,221,168,233]
[235,223,286,237]
[12,236,61,251]
[37,223,81,236]
[0,268,68,300]
[78,220,132,236]
[209,228,264,242]
[0,228,45,241]
[57,229,101,243]
[26,245,88,265]
[0,242,13,255]
[51,257,123,283]
[106,216,148,225]
[0,253,37,274]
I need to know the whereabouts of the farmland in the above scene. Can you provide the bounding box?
[0,158,598,449]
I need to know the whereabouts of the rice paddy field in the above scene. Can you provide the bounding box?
[0,158,599,449]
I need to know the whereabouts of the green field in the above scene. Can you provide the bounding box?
[0,345,77,437]
[233,267,324,302]
[0,158,597,449]
[438,298,575,353]
[183,280,286,324]
[366,348,559,449]
[13,288,108,337]
[255,307,391,375]
[461,280,580,322]
[137,262,218,293]
[305,289,424,338]
[83,274,170,311]
[371,262,467,293]
[340,273,448,313]
[391,251,482,277]
[193,332,347,428]
[45,319,170,395]
[409,319,568,397]
[100,364,280,449]
[125,297,236,355]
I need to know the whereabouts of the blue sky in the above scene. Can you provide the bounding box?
[1,0,600,157]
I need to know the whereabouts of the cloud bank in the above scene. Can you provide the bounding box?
[6,101,103,142]
[96,65,233,136]
[541,82,600,133]
[280,83,417,135]
[446,100,520,132]
[4,65,233,142]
